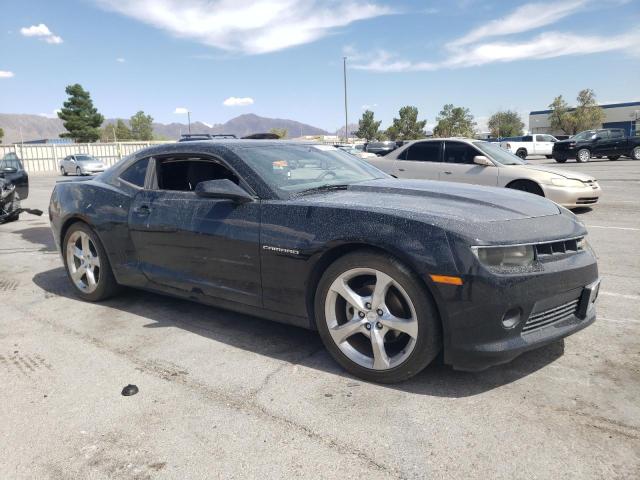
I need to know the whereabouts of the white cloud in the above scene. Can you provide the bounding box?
[174,107,189,114]
[223,96,254,107]
[449,0,587,47]
[116,57,126,63]
[38,109,61,119]
[20,23,63,44]
[201,122,213,128]
[361,103,378,109]
[95,0,393,54]
[0,70,14,78]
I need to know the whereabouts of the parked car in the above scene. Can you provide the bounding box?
[59,154,106,176]
[336,145,377,159]
[50,140,600,383]
[0,177,42,224]
[367,138,601,208]
[552,128,640,163]
[0,152,28,199]
[500,134,558,159]
[365,141,397,156]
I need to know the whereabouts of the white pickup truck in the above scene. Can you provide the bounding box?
[500,134,559,159]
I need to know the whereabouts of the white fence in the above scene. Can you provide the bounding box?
[0,141,172,175]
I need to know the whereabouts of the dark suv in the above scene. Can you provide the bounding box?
[553,128,640,163]
[0,152,28,199]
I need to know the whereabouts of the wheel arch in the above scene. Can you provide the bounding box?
[304,242,446,339]
[505,178,545,197]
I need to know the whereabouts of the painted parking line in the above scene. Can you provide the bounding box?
[587,225,640,232]
[600,291,640,301]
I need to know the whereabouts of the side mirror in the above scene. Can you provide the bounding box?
[473,155,493,166]
[195,179,253,203]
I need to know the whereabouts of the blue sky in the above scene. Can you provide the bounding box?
[1,0,638,132]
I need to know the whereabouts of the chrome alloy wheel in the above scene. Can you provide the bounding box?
[633,147,640,160]
[324,268,418,370]
[578,149,590,162]
[66,230,101,293]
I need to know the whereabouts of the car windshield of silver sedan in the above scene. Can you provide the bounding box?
[473,141,526,166]
[75,155,99,163]
[239,144,387,196]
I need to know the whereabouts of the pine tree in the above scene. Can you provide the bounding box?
[58,84,104,142]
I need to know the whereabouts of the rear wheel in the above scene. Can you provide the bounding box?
[507,180,544,197]
[545,155,553,159]
[315,251,441,383]
[576,148,591,163]
[516,149,527,159]
[63,223,119,301]
[632,147,640,160]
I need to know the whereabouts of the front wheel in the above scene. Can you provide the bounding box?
[61,167,67,176]
[632,147,640,160]
[63,223,119,301]
[576,148,591,163]
[507,180,544,197]
[315,251,441,383]
[76,167,82,176]
[516,149,527,159]
[554,157,567,163]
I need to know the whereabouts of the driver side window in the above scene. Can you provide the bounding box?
[156,157,240,192]
[444,142,479,164]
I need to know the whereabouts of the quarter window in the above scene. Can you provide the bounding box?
[610,130,623,139]
[404,142,442,162]
[120,158,150,187]
[444,142,479,164]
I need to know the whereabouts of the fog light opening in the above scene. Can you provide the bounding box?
[502,308,522,329]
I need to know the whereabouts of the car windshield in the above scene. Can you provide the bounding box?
[237,144,388,197]
[473,141,526,166]
[75,155,98,163]
[573,131,597,141]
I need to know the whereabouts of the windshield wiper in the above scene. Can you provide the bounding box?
[293,184,350,197]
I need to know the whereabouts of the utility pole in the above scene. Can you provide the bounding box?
[343,56,349,144]
[187,111,192,134]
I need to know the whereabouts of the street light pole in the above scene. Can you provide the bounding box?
[187,111,192,134]
[343,56,349,144]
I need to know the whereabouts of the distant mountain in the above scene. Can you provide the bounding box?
[0,113,328,144]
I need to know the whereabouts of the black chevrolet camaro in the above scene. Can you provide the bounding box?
[49,141,600,383]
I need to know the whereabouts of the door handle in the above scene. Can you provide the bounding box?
[443,171,452,175]
[135,205,151,215]
[398,168,405,172]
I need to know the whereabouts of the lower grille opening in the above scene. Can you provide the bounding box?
[576,197,598,204]
[523,299,580,333]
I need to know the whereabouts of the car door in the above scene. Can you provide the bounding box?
[127,155,262,307]
[592,130,614,156]
[393,141,443,179]
[536,135,555,155]
[0,153,28,198]
[440,141,498,186]
[608,129,625,154]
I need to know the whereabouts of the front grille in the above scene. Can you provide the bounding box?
[534,238,582,258]
[576,197,598,205]
[523,299,580,333]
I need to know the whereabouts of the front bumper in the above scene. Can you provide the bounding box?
[437,250,599,371]
[542,183,602,208]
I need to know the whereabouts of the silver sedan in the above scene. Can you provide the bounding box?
[59,154,106,176]
[367,138,601,208]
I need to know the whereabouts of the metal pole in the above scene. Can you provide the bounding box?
[188,111,192,134]
[343,57,349,144]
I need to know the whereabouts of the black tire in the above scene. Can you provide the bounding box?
[314,250,441,383]
[545,155,553,159]
[76,167,82,176]
[507,180,544,197]
[62,222,120,302]
[608,155,621,161]
[554,157,567,163]
[576,148,590,163]
[632,146,640,161]
[516,149,527,160]
[61,167,67,176]
[1,191,20,223]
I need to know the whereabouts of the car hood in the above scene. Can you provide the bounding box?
[513,164,596,181]
[298,179,560,222]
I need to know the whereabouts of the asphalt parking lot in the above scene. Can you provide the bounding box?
[1,157,639,479]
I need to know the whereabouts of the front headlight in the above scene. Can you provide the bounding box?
[550,177,585,188]
[472,245,535,267]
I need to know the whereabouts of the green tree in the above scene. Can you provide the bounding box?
[57,84,104,142]
[548,96,574,135]
[0,127,4,143]
[269,128,288,139]
[385,106,427,141]
[571,89,605,133]
[433,104,476,138]
[487,110,525,138]
[354,110,382,141]
[101,120,133,142]
[130,111,154,140]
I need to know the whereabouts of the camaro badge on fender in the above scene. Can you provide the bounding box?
[263,245,300,255]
